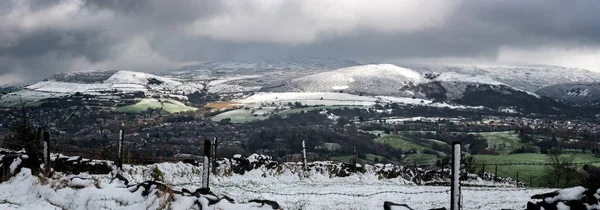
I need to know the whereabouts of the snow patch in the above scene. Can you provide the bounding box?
[9,157,21,174]
[544,186,586,203]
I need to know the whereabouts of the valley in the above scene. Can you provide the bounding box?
[1,58,600,190]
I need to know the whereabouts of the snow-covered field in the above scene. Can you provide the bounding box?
[234,92,484,110]
[208,180,548,210]
[0,153,558,210]
[0,164,552,210]
[235,92,378,107]
[117,98,198,113]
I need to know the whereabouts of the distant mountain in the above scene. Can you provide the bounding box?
[289,64,426,96]
[0,70,204,107]
[29,70,203,95]
[4,58,599,114]
[169,57,360,73]
[397,62,600,92]
[283,63,566,113]
[162,57,361,93]
[0,85,20,93]
[536,83,600,108]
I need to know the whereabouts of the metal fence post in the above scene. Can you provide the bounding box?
[202,140,211,189]
[451,141,461,210]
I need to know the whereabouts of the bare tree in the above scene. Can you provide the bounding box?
[5,99,41,172]
[546,148,584,188]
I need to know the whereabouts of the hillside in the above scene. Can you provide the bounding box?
[0,70,204,108]
[290,64,426,96]
[399,62,600,92]
[286,64,560,113]
[536,82,600,108]
[178,56,359,72]
[2,59,599,115]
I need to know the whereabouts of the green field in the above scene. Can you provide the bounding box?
[375,134,430,152]
[473,153,600,187]
[469,131,537,154]
[118,98,197,113]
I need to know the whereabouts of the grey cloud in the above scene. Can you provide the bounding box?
[465,0,600,44]
[1,0,600,84]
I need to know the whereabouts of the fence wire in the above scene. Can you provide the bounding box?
[211,183,451,197]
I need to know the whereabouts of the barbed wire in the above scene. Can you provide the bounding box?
[211,183,451,197]
[475,161,600,166]
[462,187,533,192]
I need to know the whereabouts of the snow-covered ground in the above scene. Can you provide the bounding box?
[235,92,376,107]
[290,64,426,96]
[399,62,600,92]
[434,72,505,86]
[0,154,557,210]
[234,92,484,110]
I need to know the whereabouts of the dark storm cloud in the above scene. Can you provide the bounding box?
[291,0,600,61]
[465,0,600,44]
[1,0,600,84]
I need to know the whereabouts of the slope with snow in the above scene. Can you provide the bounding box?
[173,57,359,72]
[536,82,600,107]
[433,72,506,86]
[235,92,378,107]
[290,64,426,96]
[0,70,207,107]
[399,62,600,92]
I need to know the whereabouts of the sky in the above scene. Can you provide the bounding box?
[1,0,600,84]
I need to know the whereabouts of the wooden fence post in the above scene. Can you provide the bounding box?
[516,171,519,187]
[202,140,211,189]
[118,129,124,170]
[529,177,533,188]
[481,163,486,176]
[43,131,50,171]
[451,141,462,210]
[302,140,307,171]
[212,137,218,175]
[494,164,498,181]
[414,160,418,177]
[353,146,357,171]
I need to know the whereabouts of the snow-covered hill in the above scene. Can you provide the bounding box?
[536,83,600,107]
[278,63,558,113]
[399,62,600,92]
[0,70,205,107]
[163,57,360,94]
[433,72,505,86]
[174,57,359,72]
[4,58,598,112]
[290,64,426,96]
[27,70,203,96]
